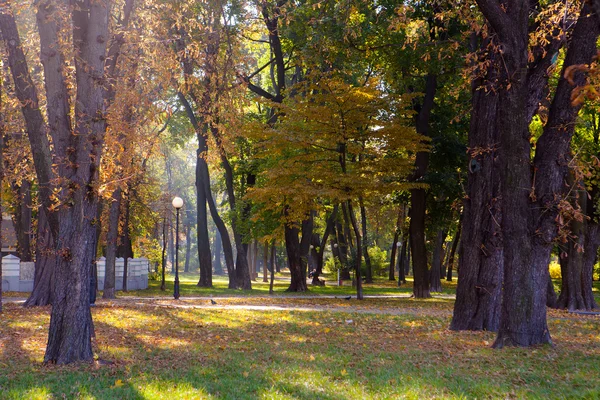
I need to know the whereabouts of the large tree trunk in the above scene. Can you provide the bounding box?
[103,188,122,299]
[451,46,502,331]
[533,5,600,313]
[45,0,111,363]
[480,0,549,348]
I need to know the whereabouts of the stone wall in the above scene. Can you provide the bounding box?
[1,255,149,292]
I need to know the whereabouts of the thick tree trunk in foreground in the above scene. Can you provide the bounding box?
[535,5,600,313]
[451,48,502,331]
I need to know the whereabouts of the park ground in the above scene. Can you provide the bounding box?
[1,274,600,399]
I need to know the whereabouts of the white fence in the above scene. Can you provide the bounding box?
[1,255,149,292]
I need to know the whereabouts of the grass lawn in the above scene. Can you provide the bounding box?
[2,286,600,399]
[110,272,458,298]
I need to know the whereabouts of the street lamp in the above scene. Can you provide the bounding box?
[172,196,183,300]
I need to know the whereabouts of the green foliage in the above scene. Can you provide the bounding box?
[363,246,389,277]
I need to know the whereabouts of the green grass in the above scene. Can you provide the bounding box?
[2,293,600,399]
[110,272,458,299]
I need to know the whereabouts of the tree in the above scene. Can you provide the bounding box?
[248,74,426,296]
[465,0,600,347]
[0,0,138,363]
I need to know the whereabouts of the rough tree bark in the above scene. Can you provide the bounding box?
[451,40,502,331]
[535,4,600,313]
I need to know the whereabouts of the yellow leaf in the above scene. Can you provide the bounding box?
[341,369,347,376]
[324,328,330,333]
[112,379,124,388]
[243,371,249,378]
[309,355,315,361]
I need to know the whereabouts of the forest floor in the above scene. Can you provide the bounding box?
[1,275,600,399]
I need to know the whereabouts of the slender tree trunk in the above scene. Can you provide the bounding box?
[397,237,406,284]
[270,240,277,273]
[389,208,402,281]
[410,74,437,299]
[359,198,373,283]
[405,237,411,276]
[119,199,133,292]
[446,216,462,282]
[213,229,223,275]
[13,180,33,261]
[263,241,269,282]
[24,209,54,306]
[184,222,192,273]
[430,229,445,293]
[336,220,351,280]
[161,216,167,291]
[347,201,363,300]
[103,187,122,299]
[196,151,213,287]
[269,241,275,294]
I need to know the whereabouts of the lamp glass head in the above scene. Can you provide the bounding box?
[172,197,184,209]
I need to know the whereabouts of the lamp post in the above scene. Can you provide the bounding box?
[172,196,183,300]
